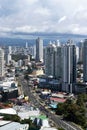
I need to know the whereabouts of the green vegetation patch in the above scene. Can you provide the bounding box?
[12,54,28,62]
[56,94,87,129]
[38,115,47,120]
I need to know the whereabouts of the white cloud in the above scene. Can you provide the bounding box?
[58,16,67,23]
[0,0,87,35]
[35,7,50,16]
[14,26,38,33]
[0,27,11,32]
[13,25,50,33]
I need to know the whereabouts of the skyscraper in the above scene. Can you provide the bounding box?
[83,39,87,82]
[5,46,12,65]
[76,46,79,63]
[25,42,28,49]
[36,37,43,62]
[45,43,56,76]
[45,41,62,79]
[62,41,76,92]
[79,40,84,62]
[55,45,62,80]
[45,40,76,92]
[8,46,12,54]
[0,48,4,77]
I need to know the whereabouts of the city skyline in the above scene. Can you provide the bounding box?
[0,0,87,38]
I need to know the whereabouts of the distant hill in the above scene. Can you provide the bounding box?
[0,33,86,46]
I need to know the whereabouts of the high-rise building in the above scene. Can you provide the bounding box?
[45,43,56,76]
[55,45,62,80]
[45,41,62,79]
[62,41,76,92]
[45,40,76,93]
[36,37,43,62]
[83,39,87,82]
[8,46,12,54]
[76,46,79,63]
[79,40,84,62]
[25,42,28,49]
[0,48,4,77]
[5,46,12,65]
[29,45,36,58]
[6,54,11,65]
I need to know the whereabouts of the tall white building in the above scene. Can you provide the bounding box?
[79,40,84,62]
[0,48,4,77]
[6,54,11,65]
[76,46,79,63]
[5,46,12,65]
[45,40,76,93]
[25,42,28,49]
[55,45,63,80]
[8,46,12,54]
[29,45,36,58]
[83,39,87,82]
[62,41,76,92]
[36,37,43,62]
[45,43,56,76]
[45,41,62,79]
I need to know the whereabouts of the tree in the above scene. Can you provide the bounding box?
[26,65,32,74]
[12,54,28,62]
[3,114,20,122]
[58,128,65,130]
[20,118,31,124]
[56,95,87,129]
[77,61,83,65]
[7,69,12,73]
[63,103,79,122]
[20,118,40,130]
[56,103,65,115]
[24,74,29,80]
[76,94,85,106]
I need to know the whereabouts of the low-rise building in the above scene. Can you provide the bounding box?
[31,69,44,76]
[40,127,57,130]
[13,105,40,120]
[0,121,29,130]
[0,108,17,115]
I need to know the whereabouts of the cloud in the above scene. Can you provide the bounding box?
[0,27,11,32]
[0,0,87,36]
[58,16,67,23]
[14,26,38,33]
[35,7,50,16]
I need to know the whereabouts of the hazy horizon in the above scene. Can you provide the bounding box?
[0,33,86,46]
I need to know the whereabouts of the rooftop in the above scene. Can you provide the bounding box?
[50,97,66,103]
[0,120,11,126]
[13,105,40,119]
[0,121,29,130]
[40,127,57,130]
[0,108,17,115]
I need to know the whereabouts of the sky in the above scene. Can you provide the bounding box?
[0,0,87,37]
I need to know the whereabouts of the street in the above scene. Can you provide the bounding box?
[18,76,83,130]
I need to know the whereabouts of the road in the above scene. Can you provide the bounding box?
[18,76,83,130]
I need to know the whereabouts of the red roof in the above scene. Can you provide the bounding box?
[50,97,66,103]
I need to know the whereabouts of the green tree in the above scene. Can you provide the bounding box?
[20,118,40,130]
[56,95,87,129]
[3,114,20,122]
[58,128,65,130]
[24,74,29,80]
[12,54,28,62]
[76,94,84,106]
[56,103,65,115]
[26,65,32,74]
